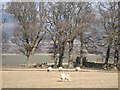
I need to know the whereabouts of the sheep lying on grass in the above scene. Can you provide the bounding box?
[47,67,52,72]
[60,73,71,82]
[32,63,37,68]
[58,67,63,71]
[75,67,80,71]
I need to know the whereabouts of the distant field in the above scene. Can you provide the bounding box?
[2,54,54,65]
[2,54,114,66]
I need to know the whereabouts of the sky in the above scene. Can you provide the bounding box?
[0,0,11,2]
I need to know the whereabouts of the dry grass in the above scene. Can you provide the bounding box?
[2,70,118,88]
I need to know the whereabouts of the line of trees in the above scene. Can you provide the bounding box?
[4,1,120,69]
[98,2,119,69]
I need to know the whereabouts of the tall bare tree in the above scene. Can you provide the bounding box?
[117,1,120,70]
[7,2,46,67]
[75,2,95,66]
[99,2,119,69]
[46,2,87,67]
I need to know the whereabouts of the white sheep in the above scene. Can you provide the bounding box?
[32,63,37,68]
[32,63,37,66]
[75,67,80,71]
[58,67,63,71]
[60,73,71,82]
[47,67,52,72]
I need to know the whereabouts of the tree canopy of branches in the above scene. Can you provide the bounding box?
[46,2,94,67]
[5,1,120,69]
[99,2,119,69]
[7,2,46,67]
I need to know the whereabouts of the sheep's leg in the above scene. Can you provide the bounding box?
[66,77,71,82]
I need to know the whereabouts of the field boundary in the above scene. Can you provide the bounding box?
[2,68,118,73]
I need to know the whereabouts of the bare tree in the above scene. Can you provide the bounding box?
[7,2,46,67]
[46,2,87,67]
[117,1,120,70]
[99,2,119,69]
[75,2,95,66]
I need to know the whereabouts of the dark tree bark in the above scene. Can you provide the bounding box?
[53,42,58,68]
[104,44,111,68]
[68,40,74,67]
[117,1,120,70]
[58,42,65,67]
[118,1,120,59]
[114,41,119,66]
[79,33,84,67]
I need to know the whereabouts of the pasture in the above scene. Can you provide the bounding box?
[2,70,118,88]
[2,54,114,66]
[2,54,54,66]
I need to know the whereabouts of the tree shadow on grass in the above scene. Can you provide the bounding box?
[57,80,72,82]
[57,80,63,82]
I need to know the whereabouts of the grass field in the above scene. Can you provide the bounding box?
[2,54,54,65]
[2,54,114,66]
[2,70,118,88]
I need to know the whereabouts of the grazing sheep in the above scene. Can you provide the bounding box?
[47,67,52,72]
[58,67,63,71]
[60,73,71,82]
[75,67,80,71]
[32,63,37,68]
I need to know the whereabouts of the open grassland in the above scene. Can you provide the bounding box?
[2,70,118,88]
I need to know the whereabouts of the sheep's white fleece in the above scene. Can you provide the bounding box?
[60,73,71,82]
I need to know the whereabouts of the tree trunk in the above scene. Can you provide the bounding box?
[68,40,74,67]
[114,43,119,66]
[53,43,58,68]
[58,44,65,67]
[79,33,83,67]
[118,1,120,49]
[117,1,120,71]
[54,58,57,68]
[26,54,32,68]
[54,52,58,68]
[104,44,111,69]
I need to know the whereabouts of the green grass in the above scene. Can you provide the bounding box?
[2,54,69,65]
[2,54,53,65]
[2,54,114,66]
